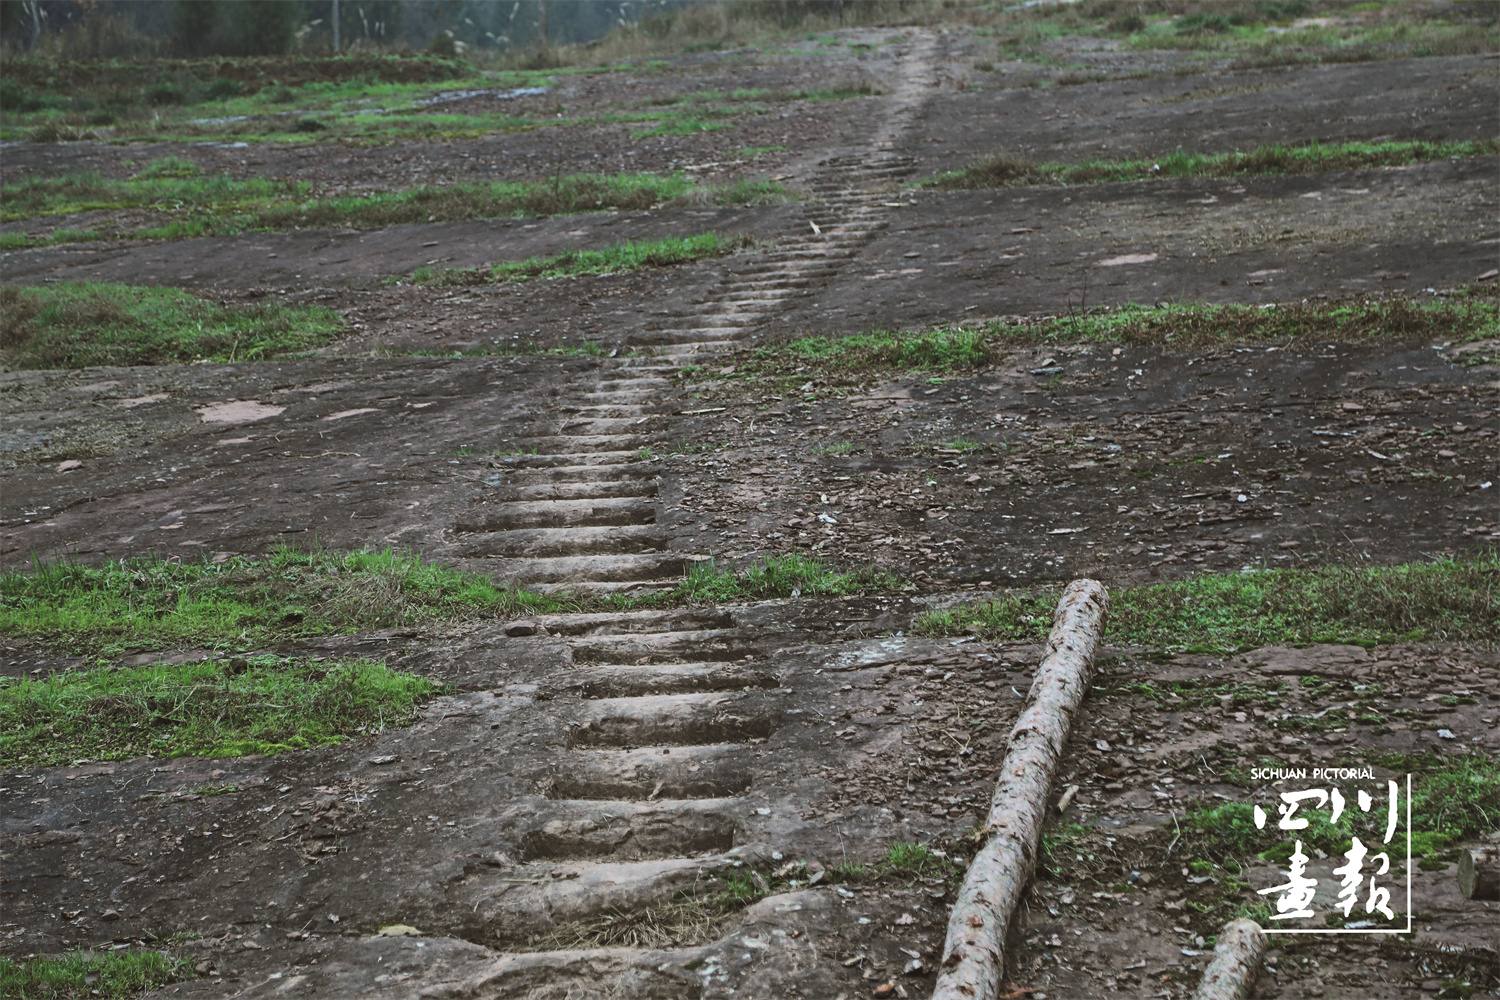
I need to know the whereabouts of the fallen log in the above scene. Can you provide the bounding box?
[932,579,1109,1000]
[1191,918,1267,1000]
[1458,846,1499,901]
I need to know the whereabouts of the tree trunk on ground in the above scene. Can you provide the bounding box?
[1191,918,1267,1000]
[931,579,1109,1000]
[1458,847,1499,901]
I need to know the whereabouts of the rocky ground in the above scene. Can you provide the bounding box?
[2,20,1497,1000]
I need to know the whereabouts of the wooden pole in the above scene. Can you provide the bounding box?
[1458,847,1499,901]
[1191,918,1267,1000]
[932,579,1109,1000]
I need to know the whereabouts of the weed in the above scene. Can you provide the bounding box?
[0,282,344,370]
[733,326,995,390]
[2,548,909,660]
[925,139,1499,190]
[410,232,752,286]
[2,169,786,244]
[915,553,1499,649]
[1000,297,1499,350]
[0,949,191,999]
[0,546,569,655]
[810,442,859,456]
[1410,756,1500,846]
[0,655,437,766]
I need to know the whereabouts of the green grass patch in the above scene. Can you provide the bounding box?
[915,554,1499,650]
[0,655,437,766]
[1410,756,1500,848]
[0,281,345,370]
[0,546,569,656]
[1007,296,1499,348]
[2,166,786,243]
[727,326,995,391]
[0,949,192,999]
[409,232,753,286]
[703,296,1497,391]
[1,165,301,230]
[833,840,965,884]
[674,554,899,604]
[1,548,903,658]
[924,139,1499,190]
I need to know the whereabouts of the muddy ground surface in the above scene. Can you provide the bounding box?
[2,22,1498,1000]
[4,340,1495,583]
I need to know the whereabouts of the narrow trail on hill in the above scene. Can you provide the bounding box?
[449,30,938,595]
[405,30,947,998]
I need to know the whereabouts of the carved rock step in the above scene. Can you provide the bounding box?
[567,691,783,747]
[568,628,760,664]
[638,332,745,345]
[506,797,742,861]
[544,660,782,699]
[502,434,651,453]
[491,452,648,470]
[543,744,754,800]
[563,403,663,416]
[456,497,657,532]
[484,480,657,503]
[456,524,667,559]
[558,416,668,435]
[588,379,674,392]
[457,857,723,947]
[474,552,687,587]
[625,331,744,349]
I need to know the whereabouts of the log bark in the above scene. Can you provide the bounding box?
[1458,847,1500,901]
[1191,918,1267,1000]
[932,579,1109,1000]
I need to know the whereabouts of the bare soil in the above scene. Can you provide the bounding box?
[2,24,1497,1000]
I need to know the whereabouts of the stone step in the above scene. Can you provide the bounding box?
[461,858,722,947]
[490,452,647,470]
[543,660,782,699]
[455,497,657,532]
[510,798,741,861]
[457,524,666,558]
[502,434,651,454]
[486,480,657,502]
[568,691,782,748]
[557,416,667,435]
[476,552,686,586]
[569,629,761,665]
[545,744,753,800]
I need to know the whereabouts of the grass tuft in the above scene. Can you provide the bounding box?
[1010,297,1499,349]
[0,546,567,656]
[1,548,902,657]
[410,232,754,286]
[0,949,191,998]
[915,554,1499,650]
[0,282,344,370]
[0,655,437,766]
[1,168,788,244]
[925,139,1500,190]
[728,298,1498,390]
